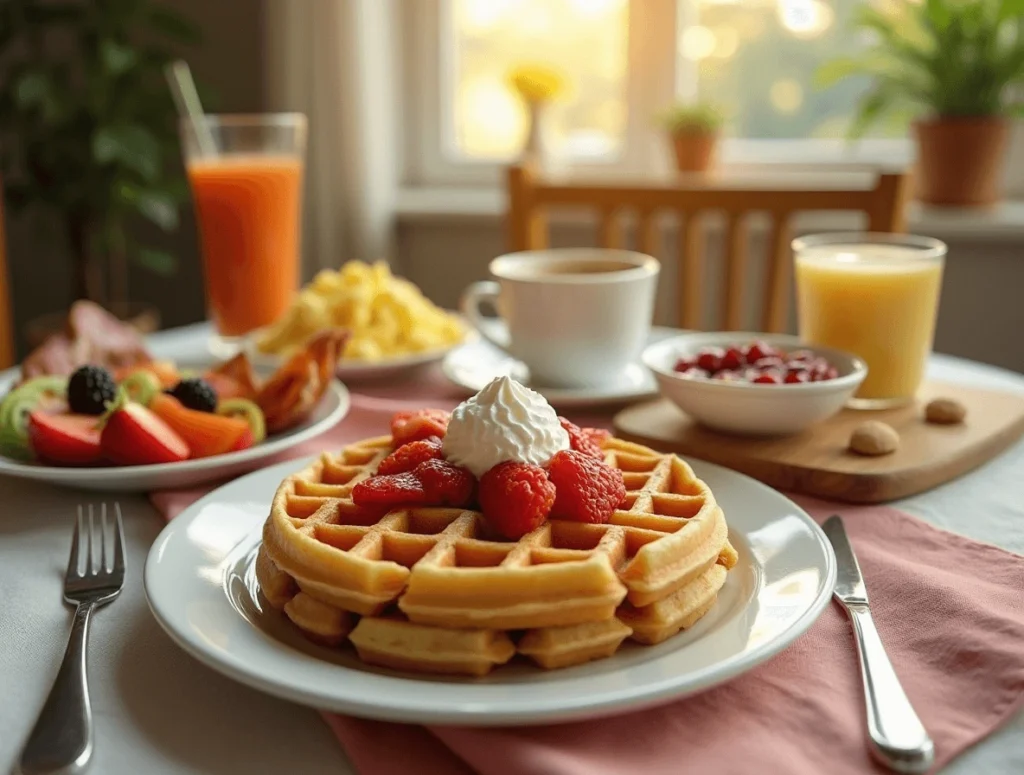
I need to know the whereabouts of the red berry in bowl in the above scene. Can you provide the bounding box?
[744,341,776,363]
[785,370,810,384]
[696,347,725,373]
[753,356,785,371]
[824,365,839,381]
[721,347,744,370]
[673,357,696,373]
[753,373,781,385]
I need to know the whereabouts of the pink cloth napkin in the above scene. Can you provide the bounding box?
[151,375,1024,775]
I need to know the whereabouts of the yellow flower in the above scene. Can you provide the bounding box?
[507,63,566,103]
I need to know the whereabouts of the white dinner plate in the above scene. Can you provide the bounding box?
[441,328,683,409]
[145,455,836,725]
[0,382,350,492]
[246,324,477,382]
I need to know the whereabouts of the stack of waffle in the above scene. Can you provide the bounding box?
[257,435,738,676]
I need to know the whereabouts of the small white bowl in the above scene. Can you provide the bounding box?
[642,332,867,436]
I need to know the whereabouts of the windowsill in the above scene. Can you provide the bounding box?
[395,186,1024,241]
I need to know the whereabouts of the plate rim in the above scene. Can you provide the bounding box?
[144,454,837,726]
[0,381,350,484]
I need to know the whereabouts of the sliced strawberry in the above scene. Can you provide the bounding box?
[150,394,250,458]
[390,409,450,446]
[100,402,190,465]
[28,412,102,466]
[352,472,426,508]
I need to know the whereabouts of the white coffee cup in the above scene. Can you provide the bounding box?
[461,249,660,388]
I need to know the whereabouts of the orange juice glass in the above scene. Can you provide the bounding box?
[180,114,307,352]
[794,233,946,409]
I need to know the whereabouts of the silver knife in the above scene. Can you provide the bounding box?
[823,515,935,774]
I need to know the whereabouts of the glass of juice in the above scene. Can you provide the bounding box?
[793,232,946,409]
[180,113,307,355]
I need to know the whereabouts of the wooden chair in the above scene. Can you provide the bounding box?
[507,164,910,332]
[0,178,13,369]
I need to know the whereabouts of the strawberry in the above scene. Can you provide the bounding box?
[100,396,189,465]
[546,449,626,525]
[558,417,605,460]
[478,461,555,540]
[390,409,450,446]
[150,394,250,458]
[413,459,476,507]
[352,458,476,510]
[352,472,425,509]
[377,436,443,476]
[28,412,102,466]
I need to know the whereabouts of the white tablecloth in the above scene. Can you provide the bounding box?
[2,324,1023,775]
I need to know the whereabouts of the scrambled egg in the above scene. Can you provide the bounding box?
[256,261,465,361]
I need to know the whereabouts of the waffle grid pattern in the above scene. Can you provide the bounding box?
[258,434,737,674]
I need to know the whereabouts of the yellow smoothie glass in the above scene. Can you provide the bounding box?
[793,233,946,409]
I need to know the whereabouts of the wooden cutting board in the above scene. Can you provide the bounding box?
[613,381,1024,504]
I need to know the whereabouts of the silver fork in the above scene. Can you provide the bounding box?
[18,504,126,775]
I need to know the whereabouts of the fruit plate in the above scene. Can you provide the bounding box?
[0,380,349,492]
[145,454,836,725]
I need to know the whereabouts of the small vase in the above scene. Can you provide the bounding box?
[521,100,549,167]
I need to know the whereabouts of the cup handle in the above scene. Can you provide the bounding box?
[460,281,510,351]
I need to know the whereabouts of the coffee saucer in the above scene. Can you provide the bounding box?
[442,328,677,408]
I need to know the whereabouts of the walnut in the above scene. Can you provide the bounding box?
[849,421,899,456]
[925,398,966,425]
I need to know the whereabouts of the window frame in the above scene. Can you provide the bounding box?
[399,0,919,188]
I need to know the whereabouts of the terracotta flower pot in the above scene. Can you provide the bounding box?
[671,131,718,173]
[913,117,1010,206]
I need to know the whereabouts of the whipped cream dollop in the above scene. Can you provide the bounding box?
[442,376,570,478]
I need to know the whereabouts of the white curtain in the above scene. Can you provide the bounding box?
[264,0,398,276]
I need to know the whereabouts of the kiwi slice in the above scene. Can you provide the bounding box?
[217,398,267,443]
[0,376,68,461]
[120,370,162,406]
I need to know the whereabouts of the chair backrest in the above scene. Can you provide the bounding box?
[0,179,13,369]
[506,164,909,332]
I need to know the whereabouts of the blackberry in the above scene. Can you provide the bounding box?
[169,378,218,413]
[67,365,117,415]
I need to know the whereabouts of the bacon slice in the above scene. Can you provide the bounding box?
[21,301,151,379]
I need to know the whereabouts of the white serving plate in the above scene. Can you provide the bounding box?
[145,455,836,725]
[643,332,867,436]
[0,381,349,492]
[247,322,476,382]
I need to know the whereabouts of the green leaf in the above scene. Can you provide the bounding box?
[14,72,51,109]
[136,248,178,276]
[923,0,952,31]
[146,7,202,44]
[814,57,868,88]
[848,86,900,139]
[100,40,138,76]
[92,125,161,181]
[136,189,180,231]
[997,0,1024,20]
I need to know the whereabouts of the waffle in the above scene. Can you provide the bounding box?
[257,434,738,675]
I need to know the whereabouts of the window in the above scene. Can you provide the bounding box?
[402,0,912,186]
[449,0,630,161]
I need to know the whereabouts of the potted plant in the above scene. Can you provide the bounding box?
[657,102,726,173]
[817,0,1024,207]
[0,0,203,333]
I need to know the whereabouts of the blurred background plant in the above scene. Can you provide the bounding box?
[816,0,1024,137]
[0,0,205,312]
[657,101,728,135]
